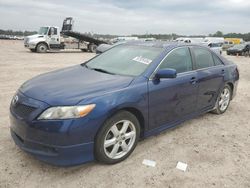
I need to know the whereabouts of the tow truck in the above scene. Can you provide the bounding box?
[24,17,107,53]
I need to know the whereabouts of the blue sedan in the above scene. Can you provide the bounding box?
[10,42,239,166]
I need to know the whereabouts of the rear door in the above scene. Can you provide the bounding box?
[148,47,198,129]
[191,47,225,111]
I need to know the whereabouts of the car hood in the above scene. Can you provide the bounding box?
[228,47,242,51]
[20,65,134,106]
[27,34,44,39]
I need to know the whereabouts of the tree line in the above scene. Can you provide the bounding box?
[133,31,250,41]
[0,29,37,36]
[1,29,250,41]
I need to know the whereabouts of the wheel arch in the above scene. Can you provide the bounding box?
[95,106,146,141]
[35,41,49,50]
[120,107,145,138]
[226,82,234,99]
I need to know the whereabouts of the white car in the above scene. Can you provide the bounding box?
[202,42,222,55]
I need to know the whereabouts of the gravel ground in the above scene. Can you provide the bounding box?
[0,40,250,188]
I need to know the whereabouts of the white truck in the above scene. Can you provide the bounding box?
[24,17,107,53]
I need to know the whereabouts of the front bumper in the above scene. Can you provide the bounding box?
[24,43,36,49]
[11,128,94,166]
[10,110,94,166]
[9,92,101,166]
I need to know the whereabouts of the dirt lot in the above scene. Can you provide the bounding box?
[0,40,250,188]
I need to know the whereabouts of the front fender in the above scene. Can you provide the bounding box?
[78,81,149,138]
[28,38,49,49]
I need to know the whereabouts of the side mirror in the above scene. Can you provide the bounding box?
[155,68,177,79]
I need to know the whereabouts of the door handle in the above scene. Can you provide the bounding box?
[221,69,225,75]
[190,77,197,84]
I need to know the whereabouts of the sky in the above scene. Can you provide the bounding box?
[0,0,249,35]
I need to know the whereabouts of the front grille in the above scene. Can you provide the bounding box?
[11,103,36,119]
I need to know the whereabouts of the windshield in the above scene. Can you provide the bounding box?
[38,27,49,35]
[85,45,163,76]
[233,44,245,49]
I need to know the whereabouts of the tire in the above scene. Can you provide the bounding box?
[212,85,232,114]
[226,52,230,55]
[88,44,97,53]
[81,49,88,52]
[244,51,249,57]
[95,111,140,164]
[36,43,48,53]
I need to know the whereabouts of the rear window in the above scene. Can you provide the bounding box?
[193,48,214,69]
[212,54,223,66]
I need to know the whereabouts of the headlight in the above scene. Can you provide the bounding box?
[38,104,96,120]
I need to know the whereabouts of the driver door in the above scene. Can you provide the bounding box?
[148,47,198,130]
[47,27,60,47]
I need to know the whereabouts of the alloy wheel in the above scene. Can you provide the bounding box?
[219,87,230,111]
[104,120,136,159]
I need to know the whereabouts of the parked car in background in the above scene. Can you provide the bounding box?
[207,43,223,55]
[227,43,250,56]
[10,42,239,166]
[223,40,235,50]
[204,37,224,46]
[223,38,244,50]
[224,38,244,45]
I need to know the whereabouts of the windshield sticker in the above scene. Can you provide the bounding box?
[132,56,152,65]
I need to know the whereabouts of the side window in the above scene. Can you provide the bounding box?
[193,48,214,69]
[53,27,57,35]
[212,54,223,66]
[159,47,193,73]
[48,27,57,35]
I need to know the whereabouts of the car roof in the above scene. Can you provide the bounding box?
[121,40,207,49]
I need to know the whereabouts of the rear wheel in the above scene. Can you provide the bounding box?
[212,85,231,114]
[81,49,88,52]
[95,111,140,164]
[36,43,48,53]
[88,44,97,53]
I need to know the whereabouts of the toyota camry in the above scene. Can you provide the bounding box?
[10,42,239,166]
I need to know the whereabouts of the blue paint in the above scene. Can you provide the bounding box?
[10,42,239,166]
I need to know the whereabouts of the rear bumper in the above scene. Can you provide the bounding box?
[11,129,94,166]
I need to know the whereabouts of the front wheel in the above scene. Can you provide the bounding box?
[36,43,48,53]
[95,111,140,164]
[212,85,232,114]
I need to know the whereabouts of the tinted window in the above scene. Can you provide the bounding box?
[193,48,214,69]
[159,47,193,73]
[212,54,223,66]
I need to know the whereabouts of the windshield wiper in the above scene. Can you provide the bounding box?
[91,68,116,75]
[83,64,116,75]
